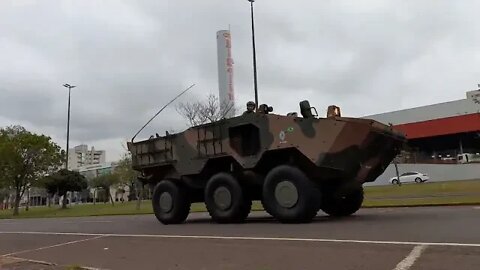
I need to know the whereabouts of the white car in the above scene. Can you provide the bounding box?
[390,171,429,184]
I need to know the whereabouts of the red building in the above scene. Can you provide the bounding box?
[364,89,480,162]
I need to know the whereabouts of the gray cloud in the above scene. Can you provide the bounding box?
[1,0,479,160]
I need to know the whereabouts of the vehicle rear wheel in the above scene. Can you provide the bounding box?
[321,183,364,217]
[262,165,321,223]
[205,173,251,223]
[392,179,400,185]
[152,180,191,225]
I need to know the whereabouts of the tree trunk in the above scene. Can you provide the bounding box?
[47,195,51,208]
[13,190,21,216]
[108,189,115,206]
[135,183,142,210]
[25,189,30,211]
[3,195,8,210]
[62,193,68,209]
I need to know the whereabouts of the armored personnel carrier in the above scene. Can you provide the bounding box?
[127,101,405,224]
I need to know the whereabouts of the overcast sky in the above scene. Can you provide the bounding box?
[1,0,479,161]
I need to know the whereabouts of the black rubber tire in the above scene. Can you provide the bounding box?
[262,165,321,223]
[415,177,422,183]
[205,173,251,223]
[152,180,191,225]
[392,179,400,185]
[321,183,364,217]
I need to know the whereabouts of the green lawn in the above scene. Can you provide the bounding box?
[1,179,479,219]
[362,179,480,207]
[364,179,480,198]
[0,202,154,219]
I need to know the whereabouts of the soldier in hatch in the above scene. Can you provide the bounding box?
[243,101,256,115]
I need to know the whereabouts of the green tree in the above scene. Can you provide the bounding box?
[0,175,5,189]
[113,152,143,209]
[114,153,137,187]
[37,169,88,209]
[0,125,63,215]
[91,174,120,206]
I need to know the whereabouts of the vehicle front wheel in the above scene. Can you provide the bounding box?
[321,183,364,217]
[415,177,422,183]
[152,180,191,225]
[205,173,251,223]
[262,165,321,223]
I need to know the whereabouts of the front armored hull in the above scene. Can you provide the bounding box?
[315,118,405,183]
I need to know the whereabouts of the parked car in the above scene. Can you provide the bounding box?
[390,171,429,184]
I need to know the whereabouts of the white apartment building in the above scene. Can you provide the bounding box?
[68,144,106,171]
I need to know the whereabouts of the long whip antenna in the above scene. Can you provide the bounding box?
[131,84,196,143]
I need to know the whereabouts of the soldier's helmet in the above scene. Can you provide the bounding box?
[246,101,256,111]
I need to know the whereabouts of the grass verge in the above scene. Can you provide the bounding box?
[1,179,479,219]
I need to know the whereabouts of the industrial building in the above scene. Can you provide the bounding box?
[364,89,480,164]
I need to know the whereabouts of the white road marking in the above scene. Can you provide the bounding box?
[393,245,427,270]
[0,231,479,247]
[1,235,105,257]
[473,206,480,210]
[6,256,57,266]
[6,256,106,270]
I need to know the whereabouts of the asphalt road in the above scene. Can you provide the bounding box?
[0,206,479,270]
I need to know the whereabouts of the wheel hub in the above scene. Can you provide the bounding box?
[159,192,173,213]
[274,180,298,208]
[213,186,232,210]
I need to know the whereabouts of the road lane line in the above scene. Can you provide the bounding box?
[1,231,479,247]
[5,256,57,266]
[393,245,427,270]
[1,235,105,257]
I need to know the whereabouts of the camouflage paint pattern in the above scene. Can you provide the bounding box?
[127,108,405,185]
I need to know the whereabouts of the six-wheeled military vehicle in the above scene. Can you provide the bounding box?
[127,101,405,224]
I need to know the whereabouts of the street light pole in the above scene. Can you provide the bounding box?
[248,0,259,110]
[63,83,76,171]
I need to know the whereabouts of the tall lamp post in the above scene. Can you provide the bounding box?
[247,0,259,110]
[63,83,76,171]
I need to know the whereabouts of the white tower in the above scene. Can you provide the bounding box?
[216,30,235,118]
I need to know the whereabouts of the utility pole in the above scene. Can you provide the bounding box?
[63,83,76,171]
[247,0,259,110]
